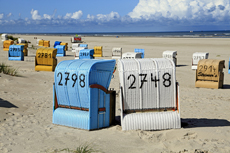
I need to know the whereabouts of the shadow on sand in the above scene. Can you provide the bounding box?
[0,98,18,108]
[181,118,230,128]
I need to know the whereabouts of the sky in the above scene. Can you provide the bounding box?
[0,0,230,33]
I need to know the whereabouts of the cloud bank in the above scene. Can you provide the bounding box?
[1,0,230,32]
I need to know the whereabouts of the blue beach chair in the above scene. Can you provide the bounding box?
[54,41,61,48]
[79,44,88,48]
[134,48,145,58]
[79,49,94,59]
[55,45,66,57]
[8,45,24,61]
[53,59,116,130]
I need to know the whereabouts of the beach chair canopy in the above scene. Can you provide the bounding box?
[122,52,142,59]
[54,41,61,48]
[44,40,50,47]
[192,52,209,70]
[79,44,88,48]
[38,40,44,46]
[195,59,225,89]
[8,45,24,61]
[112,47,122,59]
[72,44,80,51]
[134,48,145,58]
[93,46,103,57]
[3,40,14,51]
[35,48,57,72]
[79,49,94,59]
[118,58,180,130]
[71,37,81,43]
[1,34,8,42]
[53,59,116,130]
[55,45,66,57]
[162,51,177,66]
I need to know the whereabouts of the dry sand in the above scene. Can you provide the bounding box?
[0,35,230,153]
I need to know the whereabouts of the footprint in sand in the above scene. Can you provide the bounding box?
[6,112,14,116]
[183,132,197,140]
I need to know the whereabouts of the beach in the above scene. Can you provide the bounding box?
[1,35,230,153]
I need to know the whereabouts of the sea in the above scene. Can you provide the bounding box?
[11,30,230,38]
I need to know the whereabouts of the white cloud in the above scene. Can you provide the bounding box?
[64,11,83,19]
[7,13,12,18]
[128,0,230,20]
[97,11,120,21]
[0,13,3,19]
[31,9,42,20]
[43,14,52,20]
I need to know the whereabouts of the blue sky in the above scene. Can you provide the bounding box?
[0,0,230,33]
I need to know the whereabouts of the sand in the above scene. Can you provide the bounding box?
[0,35,230,153]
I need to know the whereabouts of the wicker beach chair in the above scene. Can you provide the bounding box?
[93,46,103,57]
[8,45,24,61]
[112,48,122,59]
[53,59,116,130]
[35,48,57,72]
[3,40,14,51]
[79,49,94,59]
[17,43,28,56]
[60,42,68,51]
[134,48,145,58]
[192,52,209,70]
[118,58,181,130]
[79,44,88,48]
[55,45,66,57]
[162,51,177,66]
[54,41,61,48]
[195,59,225,89]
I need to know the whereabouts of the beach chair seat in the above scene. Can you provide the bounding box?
[118,58,180,131]
[17,43,28,56]
[53,59,116,130]
[192,52,209,70]
[54,41,61,48]
[93,46,103,57]
[8,45,24,61]
[60,42,68,51]
[122,52,142,59]
[35,48,57,71]
[112,48,122,59]
[55,45,66,57]
[79,49,94,59]
[38,40,44,46]
[195,59,225,89]
[162,51,177,66]
[18,38,26,44]
[134,48,144,58]
[3,40,14,51]
[74,47,87,59]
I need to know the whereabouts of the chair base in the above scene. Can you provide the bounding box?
[53,108,90,130]
[8,57,24,61]
[35,65,55,71]
[93,54,102,57]
[195,80,223,89]
[121,111,181,131]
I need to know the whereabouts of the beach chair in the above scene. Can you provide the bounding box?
[37,39,42,46]
[3,40,14,51]
[162,51,177,66]
[229,58,230,74]
[72,44,80,52]
[18,38,26,44]
[112,48,122,59]
[195,59,225,89]
[192,52,209,70]
[1,34,8,42]
[122,52,142,59]
[55,45,66,57]
[44,40,50,47]
[53,59,116,130]
[60,42,68,51]
[75,47,88,59]
[35,48,57,72]
[54,41,61,48]
[118,58,180,131]
[79,44,88,48]
[134,48,144,58]
[38,40,44,46]
[17,43,28,56]
[79,49,94,59]
[93,46,103,57]
[8,45,24,61]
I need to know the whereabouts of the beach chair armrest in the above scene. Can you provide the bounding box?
[89,84,113,94]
